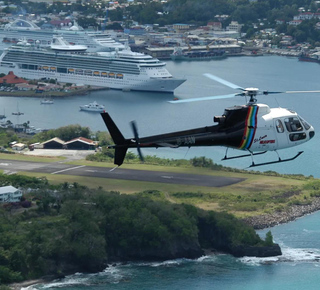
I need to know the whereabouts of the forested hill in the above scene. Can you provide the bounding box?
[0,174,280,284]
[127,0,319,26]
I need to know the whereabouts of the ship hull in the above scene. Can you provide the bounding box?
[170,54,226,61]
[0,66,185,93]
[298,56,320,63]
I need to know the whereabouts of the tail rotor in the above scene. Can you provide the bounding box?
[131,121,144,163]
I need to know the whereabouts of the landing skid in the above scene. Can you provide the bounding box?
[249,151,304,168]
[222,150,267,161]
[221,148,304,168]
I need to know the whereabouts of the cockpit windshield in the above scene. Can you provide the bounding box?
[298,115,311,130]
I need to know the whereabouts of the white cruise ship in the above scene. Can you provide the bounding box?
[0,19,125,53]
[0,36,185,93]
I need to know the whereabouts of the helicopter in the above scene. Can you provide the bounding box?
[101,73,317,168]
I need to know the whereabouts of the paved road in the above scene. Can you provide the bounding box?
[0,159,245,187]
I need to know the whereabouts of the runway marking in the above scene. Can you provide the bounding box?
[51,165,86,175]
[161,176,174,179]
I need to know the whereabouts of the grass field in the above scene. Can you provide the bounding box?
[8,154,315,219]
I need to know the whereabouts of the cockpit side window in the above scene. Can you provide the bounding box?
[275,119,284,133]
[284,117,303,132]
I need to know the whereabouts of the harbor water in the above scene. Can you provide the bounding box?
[1,55,320,177]
[2,55,320,289]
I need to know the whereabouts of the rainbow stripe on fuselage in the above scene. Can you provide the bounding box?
[238,105,259,150]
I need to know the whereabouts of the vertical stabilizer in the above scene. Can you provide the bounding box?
[101,112,128,166]
[101,112,126,145]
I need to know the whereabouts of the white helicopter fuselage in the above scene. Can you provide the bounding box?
[246,104,315,152]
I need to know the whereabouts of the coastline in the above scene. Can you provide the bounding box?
[7,201,320,289]
[0,86,108,98]
[242,197,320,229]
[9,279,46,290]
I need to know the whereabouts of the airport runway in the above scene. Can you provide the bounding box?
[0,159,245,187]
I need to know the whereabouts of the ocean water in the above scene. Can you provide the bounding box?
[3,55,320,289]
[28,211,320,290]
[1,55,319,177]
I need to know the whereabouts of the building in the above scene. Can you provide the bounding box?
[226,21,243,33]
[0,71,28,85]
[41,137,65,149]
[288,20,303,26]
[207,22,222,30]
[11,142,26,151]
[0,186,22,203]
[172,23,193,32]
[64,137,97,150]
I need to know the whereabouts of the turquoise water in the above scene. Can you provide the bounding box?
[3,55,320,289]
[29,211,320,290]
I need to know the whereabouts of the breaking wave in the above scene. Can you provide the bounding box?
[240,246,320,266]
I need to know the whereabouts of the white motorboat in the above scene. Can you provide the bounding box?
[79,101,105,112]
[40,99,54,104]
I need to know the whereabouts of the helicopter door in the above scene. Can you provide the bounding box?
[274,119,288,149]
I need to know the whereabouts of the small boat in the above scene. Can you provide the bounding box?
[12,103,24,115]
[79,101,105,113]
[41,99,54,104]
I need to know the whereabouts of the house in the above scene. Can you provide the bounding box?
[0,186,22,203]
[12,142,26,151]
[0,71,28,85]
[64,137,97,150]
[207,22,222,30]
[288,20,303,26]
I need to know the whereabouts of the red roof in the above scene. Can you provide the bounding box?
[65,137,95,145]
[0,71,28,84]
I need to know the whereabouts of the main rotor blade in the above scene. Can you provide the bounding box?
[203,73,244,90]
[284,90,320,94]
[168,94,236,104]
[264,90,320,95]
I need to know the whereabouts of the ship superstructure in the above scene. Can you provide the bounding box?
[0,19,125,52]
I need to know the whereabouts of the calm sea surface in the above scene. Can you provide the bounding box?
[3,55,320,290]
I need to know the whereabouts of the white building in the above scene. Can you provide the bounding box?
[227,21,243,32]
[0,186,22,203]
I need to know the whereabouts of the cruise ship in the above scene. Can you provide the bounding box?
[0,36,185,93]
[0,19,125,52]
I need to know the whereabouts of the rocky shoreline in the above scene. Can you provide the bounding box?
[242,197,320,229]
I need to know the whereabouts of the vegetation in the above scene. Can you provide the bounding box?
[9,0,320,44]
[30,124,93,143]
[0,173,273,284]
